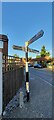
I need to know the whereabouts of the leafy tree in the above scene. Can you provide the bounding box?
[13,54,19,58]
[36,46,50,67]
[46,52,50,56]
[36,46,50,58]
[40,45,50,57]
[40,46,46,57]
[28,57,32,61]
[36,55,41,58]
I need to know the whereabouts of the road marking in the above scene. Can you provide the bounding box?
[29,68,54,87]
[36,75,54,88]
[30,75,54,87]
[30,78,34,80]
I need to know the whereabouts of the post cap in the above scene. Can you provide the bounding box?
[25,41,28,46]
[0,34,8,42]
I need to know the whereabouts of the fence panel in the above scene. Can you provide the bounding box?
[2,55,25,111]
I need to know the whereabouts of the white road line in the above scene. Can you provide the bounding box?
[30,78,34,80]
[30,76,54,88]
[30,68,54,87]
[37,76,54,88]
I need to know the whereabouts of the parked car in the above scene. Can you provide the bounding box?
[34,63,42,68]
[47,63,52,69]
[28,63,33,67]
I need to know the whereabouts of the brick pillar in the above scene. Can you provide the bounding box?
[0,42,3,117]
[0,34,8,55]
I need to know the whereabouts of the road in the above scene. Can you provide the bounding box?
[29,67,53,86]
[3,68,53,118]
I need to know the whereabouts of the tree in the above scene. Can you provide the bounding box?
[46,52,50,56]
[13,54,19,58]
[40,46,46,57]
[40,45,50,57]
[28,57,32,61]
[36,46,50,67]
[36,46,50,58]
[36,55,41,58]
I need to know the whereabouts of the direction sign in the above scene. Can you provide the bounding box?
[13,45,25,51]
[13,45,39,54]
[28,30,44,45]
[28,47,39,53]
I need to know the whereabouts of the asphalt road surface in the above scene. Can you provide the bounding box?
[3,68,53,119]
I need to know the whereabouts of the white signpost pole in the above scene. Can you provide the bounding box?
[25,42,29,102]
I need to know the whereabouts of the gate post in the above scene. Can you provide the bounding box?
[0,41,3,117]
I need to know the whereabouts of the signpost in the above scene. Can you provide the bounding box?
[12,29,44,102]
[28,47,39,53]
[28,30,44,45]
[13,45,25,51]
[13,45,39,53]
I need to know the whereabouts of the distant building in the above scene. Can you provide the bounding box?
[31,56,50,62]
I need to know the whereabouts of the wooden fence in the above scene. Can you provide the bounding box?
[2,55,25,111]
[2,55,24,72]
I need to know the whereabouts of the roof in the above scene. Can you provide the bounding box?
[30,56,50,62]
[0,34,8,42]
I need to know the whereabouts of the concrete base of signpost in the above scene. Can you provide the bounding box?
[19,89,24,108]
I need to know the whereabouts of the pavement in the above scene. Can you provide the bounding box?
[3,68,53,119]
